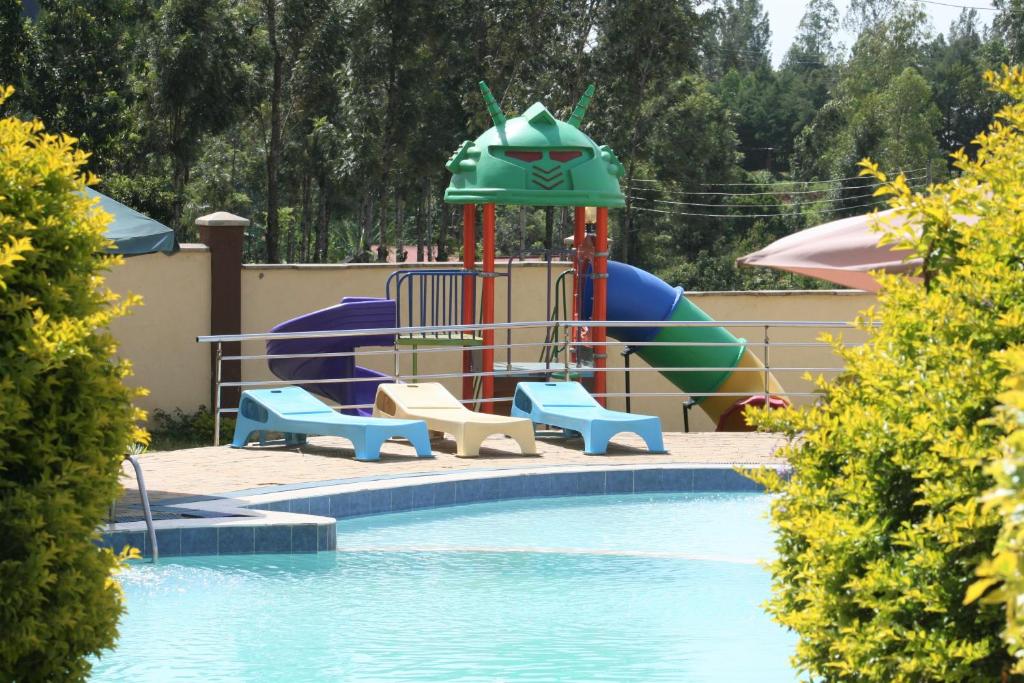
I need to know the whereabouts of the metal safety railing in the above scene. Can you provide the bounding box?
[198,318,867,445]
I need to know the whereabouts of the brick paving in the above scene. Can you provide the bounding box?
[119,431,787,506]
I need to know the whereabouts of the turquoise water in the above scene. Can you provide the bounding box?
[92,492,794,682]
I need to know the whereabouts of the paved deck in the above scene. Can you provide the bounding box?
[118,431,786,508]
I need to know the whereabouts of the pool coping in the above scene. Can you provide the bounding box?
[98,463,787,558]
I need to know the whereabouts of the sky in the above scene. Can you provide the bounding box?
[763,0,997,66]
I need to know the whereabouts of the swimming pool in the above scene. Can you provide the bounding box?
[92,492,794,681]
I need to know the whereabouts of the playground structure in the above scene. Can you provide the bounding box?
[261,82,788,434]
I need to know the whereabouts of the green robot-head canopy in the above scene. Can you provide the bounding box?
[444,82,625,208]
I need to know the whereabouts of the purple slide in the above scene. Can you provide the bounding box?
[267,297,396,415]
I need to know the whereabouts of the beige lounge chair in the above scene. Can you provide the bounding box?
[373,383,536,457]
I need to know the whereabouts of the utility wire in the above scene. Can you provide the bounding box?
[629,197,891,218]
[628,166,926,188]
[628,174,926,198]
[917,0,1000,11]
[627,182,923,209]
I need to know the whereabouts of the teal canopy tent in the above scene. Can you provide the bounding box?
[86,188,177,255]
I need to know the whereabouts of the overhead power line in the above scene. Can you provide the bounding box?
[630,196,891,218]
[917,0,999,11]
[628,167,926,188]
[628,173,926,198]
[627,181,924,209]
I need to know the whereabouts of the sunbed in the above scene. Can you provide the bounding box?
[511,381,664,454]
[231,386,432,462]
[372,383,536,457]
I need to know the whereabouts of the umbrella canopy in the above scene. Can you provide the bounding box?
[736,209,920,291]
[86,188,177,255]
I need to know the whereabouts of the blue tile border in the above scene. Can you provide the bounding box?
[99,465,782,559]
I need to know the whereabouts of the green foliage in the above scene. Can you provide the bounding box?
[749,67,1024,680]
[2,0,1021,290]
[0,86,145,681]
[149,406,236,451]
[968,348,1024,673]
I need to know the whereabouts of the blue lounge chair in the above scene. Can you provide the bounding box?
[231,386,433,462]
[511,381,665,455]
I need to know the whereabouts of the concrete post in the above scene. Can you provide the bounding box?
[197,211,249,412]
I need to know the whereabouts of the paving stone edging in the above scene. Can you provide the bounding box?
[99,464,785,558]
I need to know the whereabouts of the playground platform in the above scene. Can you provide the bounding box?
[116,431,786,512]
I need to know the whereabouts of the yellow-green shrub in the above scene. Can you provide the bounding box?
[750,66,1024,681]
[969,348,1024,672]
[0,85,145,681]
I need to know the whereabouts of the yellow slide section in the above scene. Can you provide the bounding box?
[698,349,786,430]
[373,383,536,457]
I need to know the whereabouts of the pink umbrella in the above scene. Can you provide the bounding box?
[736,209,921,292]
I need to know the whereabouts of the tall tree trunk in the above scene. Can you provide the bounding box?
[359,193,376,260]
[437,184,449,262]
[622,166,637,264]
[423,181,432,262]
[377,180,390,262]
[264,0,283,263]
[169,107,188,239]
[300,174,312,262]
[518,206,527,254]
[171,160,189,240]
[544,206,554,253]
[415,188,425,262]
[315,173,329,262]
[394,190,405,262]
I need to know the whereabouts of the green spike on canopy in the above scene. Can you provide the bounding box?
[478,81,506,126]
[444,82,625,208]
[567,84,595,128]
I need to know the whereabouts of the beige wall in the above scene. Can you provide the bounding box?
[107,251,879,431]
[104,245,211,419]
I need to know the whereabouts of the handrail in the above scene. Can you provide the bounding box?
[197,317,866,444]
[197,318,862,344]
[124,454,158,562]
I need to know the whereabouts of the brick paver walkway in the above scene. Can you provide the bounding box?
[119,432,786,506]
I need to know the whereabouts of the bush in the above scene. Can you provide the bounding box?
[970,348,1024,672]
[0,86,145,681]
[148,406,235,451]
[750,66,1024,680]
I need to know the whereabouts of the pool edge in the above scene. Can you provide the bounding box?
[99,463,788,558]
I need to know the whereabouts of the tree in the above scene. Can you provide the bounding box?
[263,0,284,263]
[28,0,147,175]
[143,0,258,235]
[870,67,942,172]
[791,6,939,205]
[992,0,1024,65]
[591,0,702,264]
[702,0,772,79]
[922,10,1001,161]
[0,85,144,681]
[0,0,34,105]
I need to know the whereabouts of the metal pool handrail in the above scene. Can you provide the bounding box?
[197,318,866,444]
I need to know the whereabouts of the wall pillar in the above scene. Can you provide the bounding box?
[197,211,249,411]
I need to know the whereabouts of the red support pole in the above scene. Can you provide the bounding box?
[572,207,586,322]
[481,203,496,413]
[462,204,476,401]
[593,207,609,406]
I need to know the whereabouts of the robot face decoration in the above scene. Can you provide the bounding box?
[444,83,625,208]
[494,146,595,191]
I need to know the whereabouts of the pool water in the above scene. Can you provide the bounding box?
[92,492,794,682]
